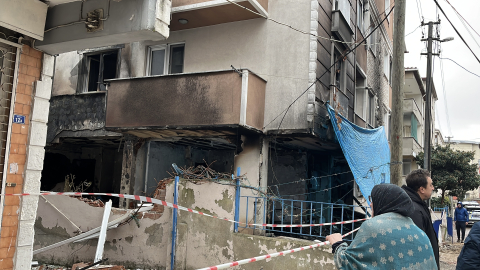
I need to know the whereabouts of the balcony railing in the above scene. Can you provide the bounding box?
[403,98,423,126]
[403,137,423,158]
[105,69,266,135]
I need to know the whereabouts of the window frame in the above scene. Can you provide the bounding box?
[368,20,377,57]
[146,43,185,76]
[385,0,391,22]
[78,48,121,93]
[357,0,365,34]
[333,49,346,92]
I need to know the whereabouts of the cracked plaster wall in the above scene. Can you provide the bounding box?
[34,180,334,269]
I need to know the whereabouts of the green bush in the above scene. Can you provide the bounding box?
[431,196,450,209]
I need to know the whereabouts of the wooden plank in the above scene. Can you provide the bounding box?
[318,0,332,20]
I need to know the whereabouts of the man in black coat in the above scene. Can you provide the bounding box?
[402,169,439,269]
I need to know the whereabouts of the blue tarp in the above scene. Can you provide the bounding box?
[327,104,391,203]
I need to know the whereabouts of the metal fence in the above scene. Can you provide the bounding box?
[236,193,369,241]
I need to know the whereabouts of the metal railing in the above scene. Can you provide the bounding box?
[236,194,369,241]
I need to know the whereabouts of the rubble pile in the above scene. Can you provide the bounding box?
[169,163,237,182]
[72,196,105,207]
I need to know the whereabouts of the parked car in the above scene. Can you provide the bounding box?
[462,201,480,225]
[468,209,480,225]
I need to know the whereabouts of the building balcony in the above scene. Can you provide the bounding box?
[403,98,423,126]
[36,0,171,55]
[171,0,268,31]
[403,137,423,158]
[105,69,266,138]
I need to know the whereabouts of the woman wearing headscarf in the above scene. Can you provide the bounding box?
[326,184,438,269]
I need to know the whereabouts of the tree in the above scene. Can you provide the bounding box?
[415,145,480,203]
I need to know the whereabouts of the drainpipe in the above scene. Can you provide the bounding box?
[170,176,180,270]
[144,140,151,195]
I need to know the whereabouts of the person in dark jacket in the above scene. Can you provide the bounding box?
[402,169,439,269]
[456,221,480,269]
[455,202,470,243]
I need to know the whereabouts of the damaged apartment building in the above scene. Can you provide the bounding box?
[43,0,396,209]
[0,0,397,268]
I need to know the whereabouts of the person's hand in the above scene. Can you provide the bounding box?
[466,222,469,225]
[326,233,343,245]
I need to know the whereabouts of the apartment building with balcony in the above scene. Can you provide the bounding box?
[402,68,438,176]
[450,140,480,200]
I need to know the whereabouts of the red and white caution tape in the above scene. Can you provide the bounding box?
[0,192,367,228]
[196,227,360,270]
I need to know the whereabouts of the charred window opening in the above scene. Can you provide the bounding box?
[79,49,120,93]
[42,140,123,207]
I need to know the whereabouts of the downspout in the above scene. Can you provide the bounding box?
[0,43,22,231]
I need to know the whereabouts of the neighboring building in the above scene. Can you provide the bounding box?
[450,140,480,200]
[402,68,438,177]
[0,0,171,268]
[434,129,445,146]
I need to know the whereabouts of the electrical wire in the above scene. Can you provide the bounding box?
[433,0,480,64]
[263,5,396,129]
[439,57,480,78]
[268,171,352,188]
[439,57,453,137]
[444,0,480,40]
[225,0,388,47]
[406,25,422,37]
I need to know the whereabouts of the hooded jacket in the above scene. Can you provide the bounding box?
[454,202,470,222]
[401,185,440,269]
[456,221,480,269]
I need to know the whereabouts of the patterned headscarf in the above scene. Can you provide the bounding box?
[371,183,414,217]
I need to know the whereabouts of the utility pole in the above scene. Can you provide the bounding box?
[390,0,406,186]
[421,21,441,171]
[446,136,453,144]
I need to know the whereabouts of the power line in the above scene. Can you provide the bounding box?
[263,5,396,129]
[269,171,352,188]
[444,0,480,40]
[439,57,453,137]
[432,0,480,64]
[225,0,372,46]
[439,57,480,78]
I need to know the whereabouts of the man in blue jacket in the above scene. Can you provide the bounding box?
[456,221,480,269]
[455,202,470,243]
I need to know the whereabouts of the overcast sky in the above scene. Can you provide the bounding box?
[404,0,480,142]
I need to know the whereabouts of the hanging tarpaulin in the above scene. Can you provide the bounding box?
[326,104,390,203]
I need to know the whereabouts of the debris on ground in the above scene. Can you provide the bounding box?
[440,242,463,266]
[169,163,238,182]
[72,196,106,207]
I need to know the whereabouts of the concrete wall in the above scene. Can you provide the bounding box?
[52,0,313,132]
[34,180,334,269]
[35,0,171,54]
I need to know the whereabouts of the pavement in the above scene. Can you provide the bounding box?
[439,226,471,269]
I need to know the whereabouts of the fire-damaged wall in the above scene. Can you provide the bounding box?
[134,141,236,197]
[33,180,335,269]
[46,93,119,143]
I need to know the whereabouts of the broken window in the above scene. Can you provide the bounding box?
[147,43,185,76]
[334,50,345,92]
[83,50,119,92]
[77,48,120,93]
